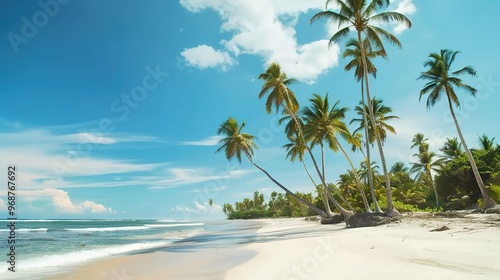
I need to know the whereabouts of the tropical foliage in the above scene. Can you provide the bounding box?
[215,1,499,223]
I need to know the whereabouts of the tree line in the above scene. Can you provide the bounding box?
[215,0,500,225]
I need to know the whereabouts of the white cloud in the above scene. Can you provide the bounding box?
[393,0,417,35]
[0,128,164,190]
[180,0,338,83]
[181,45,235,71]
[18,188,114,214]
[179,135,223,146]
[171,201,223,214]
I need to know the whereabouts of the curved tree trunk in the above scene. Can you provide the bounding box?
[446,95,496,208]
[283,99,354,218]
[245,153,329,218]
[357,30,396,215]
[321,144,336,216]
[426,167,439,209]
[360,79,382,213]
[338,143,372,212]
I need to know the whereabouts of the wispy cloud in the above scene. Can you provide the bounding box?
[171,201,223,215]
[179,135,223,146]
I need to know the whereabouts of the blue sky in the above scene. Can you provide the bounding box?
[1,0,499,219]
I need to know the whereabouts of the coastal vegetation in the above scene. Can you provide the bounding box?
[216,0,500,226]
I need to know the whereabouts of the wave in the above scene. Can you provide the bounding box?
[0,228,48,232]
[0,241,171,273]
[64,226,150,232]
[145,223,204,228]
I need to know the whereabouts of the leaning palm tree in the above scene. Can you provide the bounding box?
[343,37,385,213]
[311,0,412,215]
[418,49,496,208]
[215,117,329,218]
[351,98,399,145]
[259,63,354,218]
[440,137,463,162]
[301,94,371,212]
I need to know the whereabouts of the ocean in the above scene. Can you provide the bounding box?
[0,219,258,279]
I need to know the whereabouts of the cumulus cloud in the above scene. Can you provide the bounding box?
[180,0,338,83]
[181,45,235,71]
[19,188,114,214]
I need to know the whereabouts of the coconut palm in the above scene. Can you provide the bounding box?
[215,117,328,218]
[440,137,463,162]
[410,149,444,208]
[259,63,354,218]
[478,134,496,151]
[311,0,412,215]
[418,49,496,208]
[258,62,299,115]
[301,94,371,212]
[411,133,429,154]
[351,98,399,145]
[343,37,385,213]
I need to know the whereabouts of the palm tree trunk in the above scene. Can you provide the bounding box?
[427,168,439,208]
[284,102,354,218]
[245,153,329,218]
[338,143,372,212]
[357,30,396,215]
[446,95,496,208]
[360,79,382,213]
[321,144,336,216]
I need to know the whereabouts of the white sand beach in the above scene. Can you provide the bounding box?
[51,213,500,280]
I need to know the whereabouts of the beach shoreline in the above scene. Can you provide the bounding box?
[47,214,500,279]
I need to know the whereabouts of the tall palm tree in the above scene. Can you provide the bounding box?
[258,64,354,218]
[301,94,371,212]
[478,134,496,151]
[351,98,399,145]
[258,62,299,115]
[418,49,496,209]
[440,137,463,162]
[410,133,443,208]
[411,133,429,154]
[215,117,328,218]
[311,0,412,215]
[343,37,385,213]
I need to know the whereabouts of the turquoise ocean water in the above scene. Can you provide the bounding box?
[0,219,258,279]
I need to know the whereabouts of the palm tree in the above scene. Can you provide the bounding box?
[390,161,408,174]
[411,133,429,154]
[301,94,371,212]
[351,98,399,145]
[311,0,412,216]
[259,63,354,218]
[343,37,386,213]
[418,49,496,208]
[258,62,299,115]
[478,134,496,151]
[440,137,463,162]
[410,149,443,208]
[215,117,328,218]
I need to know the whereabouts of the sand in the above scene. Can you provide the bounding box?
[50,213,500,279]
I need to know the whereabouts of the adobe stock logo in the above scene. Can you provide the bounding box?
[7,0,70,54]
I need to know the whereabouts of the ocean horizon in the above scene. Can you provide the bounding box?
[0,218,258,279]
